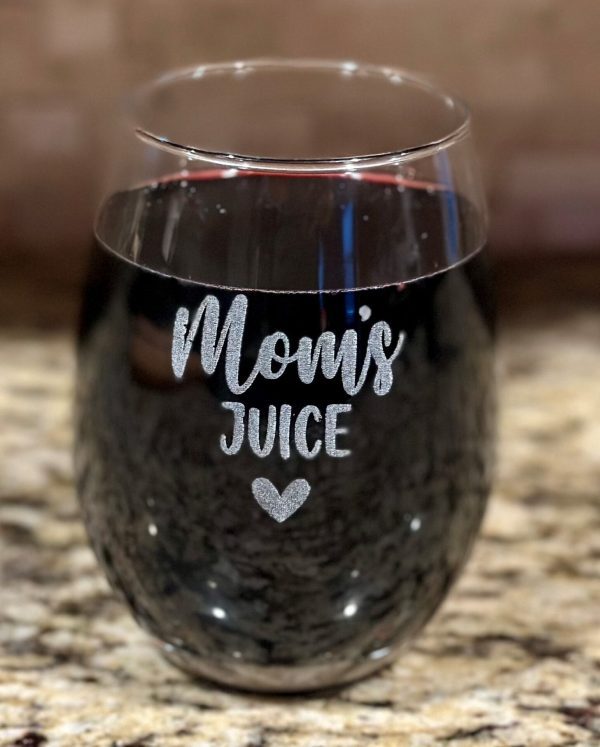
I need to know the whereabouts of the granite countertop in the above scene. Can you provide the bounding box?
[1,310,599,746]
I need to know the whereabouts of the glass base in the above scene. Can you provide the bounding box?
[161,643,398,694]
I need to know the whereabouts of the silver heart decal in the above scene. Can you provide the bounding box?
[251,478,311,523]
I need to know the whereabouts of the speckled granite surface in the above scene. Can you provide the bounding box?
[0,312,599,746]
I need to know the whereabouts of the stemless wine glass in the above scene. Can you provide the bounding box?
[76,59,494,692]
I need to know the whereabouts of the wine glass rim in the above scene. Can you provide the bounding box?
[129,58,472,173]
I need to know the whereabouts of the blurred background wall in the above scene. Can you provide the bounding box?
[1,0,599,322]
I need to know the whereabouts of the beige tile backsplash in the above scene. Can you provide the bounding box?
[1,0,598,277]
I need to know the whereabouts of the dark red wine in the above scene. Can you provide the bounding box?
[76,173,494,690]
